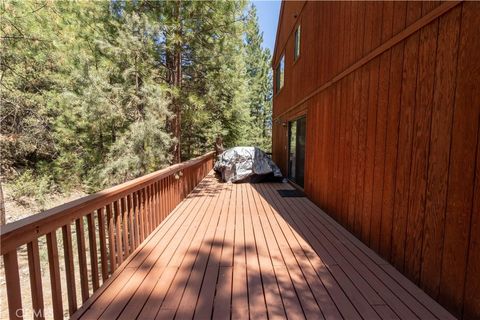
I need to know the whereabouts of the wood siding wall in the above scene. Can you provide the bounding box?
[271,2,480,319]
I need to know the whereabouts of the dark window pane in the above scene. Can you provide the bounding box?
[294,25,301,60]
[288,116,306,187]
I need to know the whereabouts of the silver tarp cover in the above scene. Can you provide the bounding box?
[214,147,282,182]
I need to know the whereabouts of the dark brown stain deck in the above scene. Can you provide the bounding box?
[73,173,454,320]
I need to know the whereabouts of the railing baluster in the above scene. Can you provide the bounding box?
[150,184,155,230]
[138,190,145,242]
[142,188,149,237]
[97,207,109,281]
[158,179,165,223]
[127,194,134,254]
[142,188,148,236]
[62,224,77,315]
[27,239,44,320]
[76,218,89,302]
[173,175,177,208]
[121,198,129,259]
[4,249,22,320]
[174,174,178,206]
[171,176,175,210]
[153,183,159,227]
[184,168,189,194]
[164,178,168,219]
[87,213,100,290]
[167,176,172,212]
[164,178,169,219]
[147,185,153,232]
[159,181,163,222]
[133,192,140,248]
[159,182,163,224]
[176,173,180,205]
[157,182,162,225]
[152,183,158,228]
[147,186,153,233]
[106,203,116,273]
[46,232,63,320]
[114,200,123,265]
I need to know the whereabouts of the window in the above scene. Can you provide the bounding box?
[294,25,301,61]
[276,54,285,93]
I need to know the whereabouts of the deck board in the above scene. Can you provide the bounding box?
[74,173,455,320]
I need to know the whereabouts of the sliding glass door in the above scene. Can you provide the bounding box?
[288,116,306,188]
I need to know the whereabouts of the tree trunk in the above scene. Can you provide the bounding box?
[172,45,182,163]
[167,1,182,164]
[0,178,6,226]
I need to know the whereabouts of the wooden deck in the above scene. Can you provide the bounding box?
[72,173,454,320]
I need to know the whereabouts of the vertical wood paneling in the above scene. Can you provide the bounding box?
[336,79,346,224]
[379,2,407,260]
[354,60,369,238]
[272,1,477,318]
[370,2,394,253]
[420,6,461,299]
[463,129,480,319]
[347,69,361,231]
[362,2,383,246]
[391,1,422,272]
[439,2,480,317]
[340,75,353,226]
[331,83,341,219]
[404,1,439,284]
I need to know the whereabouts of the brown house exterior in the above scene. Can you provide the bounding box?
[271,1,479,319]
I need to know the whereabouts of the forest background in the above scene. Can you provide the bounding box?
[0,0,272,222]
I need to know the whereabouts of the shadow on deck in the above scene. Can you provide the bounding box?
[72,173,454,320]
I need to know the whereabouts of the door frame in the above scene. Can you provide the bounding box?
[286,114,307,189]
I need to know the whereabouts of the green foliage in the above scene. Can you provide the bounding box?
[243,4,273,151]
[1,0,273,202]
[8,170,53,206]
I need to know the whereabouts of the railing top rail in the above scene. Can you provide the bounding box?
[0,151,215,255]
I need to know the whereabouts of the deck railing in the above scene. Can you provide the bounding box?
[0,151,215,320]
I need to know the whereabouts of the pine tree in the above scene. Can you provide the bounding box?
[1,0,273,204]
[243,4,273,151]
